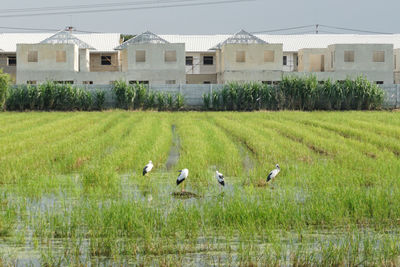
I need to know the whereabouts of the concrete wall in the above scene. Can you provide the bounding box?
[119,43,186,85]
[186,74,217,84]
[90,52,120,72]
[327,44,393,84]
[217,43,283,83]
[394,49,400,84]
[0,52,16,83]
[298,48,327,72]
[381,84,400,108]
[16,43,79,84]
[79,49,90,72]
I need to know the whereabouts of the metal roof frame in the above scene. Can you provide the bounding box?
[210,29,268,50]
[40,30,95,49]
[114,31,169,50]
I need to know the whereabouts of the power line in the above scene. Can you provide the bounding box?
[0,0,254,18]
[0,26,59,31]
[251,25,315,34]
[319,24,393,35]
[0,26,102,33]
[0,0,202,14]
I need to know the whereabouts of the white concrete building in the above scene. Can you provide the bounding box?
[1,29,400,85]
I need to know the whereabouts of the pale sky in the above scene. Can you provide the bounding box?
[0,0,399,35]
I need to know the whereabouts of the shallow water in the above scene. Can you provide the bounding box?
[1,172,399,266]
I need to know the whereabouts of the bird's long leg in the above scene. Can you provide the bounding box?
[181,181,185,192]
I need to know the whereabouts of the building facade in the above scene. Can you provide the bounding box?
[1,29,400,85]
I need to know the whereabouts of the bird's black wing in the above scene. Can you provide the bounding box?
[219,180,225,186]
[143,166,148,176]
[266,171,273,182]
[177,177,185,185]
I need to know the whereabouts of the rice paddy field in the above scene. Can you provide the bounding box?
[0,111,400,266]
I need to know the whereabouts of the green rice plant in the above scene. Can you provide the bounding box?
[0,70,10,111]
[0,111,399,265]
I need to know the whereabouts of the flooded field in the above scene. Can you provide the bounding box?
[1,111,400,265]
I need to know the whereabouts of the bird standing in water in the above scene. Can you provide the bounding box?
[215,170,225,187]
[177,169,189,192]
[143,160,153,176]
[266,164,280,183]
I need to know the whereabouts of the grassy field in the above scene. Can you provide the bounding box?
[0,111,400,266]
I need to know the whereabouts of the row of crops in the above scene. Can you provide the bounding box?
[203,76,384,111]
[0,71,385,111]
[1,112,400,265]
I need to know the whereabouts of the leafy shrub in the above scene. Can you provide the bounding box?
[0,70,10,111]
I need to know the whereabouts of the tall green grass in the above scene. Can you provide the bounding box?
[113,80,185,111]
[0,69,9,111]
[5,81,106,111]
[203,76,384,111]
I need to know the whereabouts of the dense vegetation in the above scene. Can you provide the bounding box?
[113,80,185,111]
[1,111,399,265]
[203,76,384,111]
[0,69,9,110]
[1,76,386,112]
[3,80,185,111]
[5,82,106,111]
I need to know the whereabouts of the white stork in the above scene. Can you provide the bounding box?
[142,160,153,176]
[266,164,280,183]
[176,168,189,192]
[215,171,225,187]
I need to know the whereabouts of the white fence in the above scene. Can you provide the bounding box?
[381,85,400,108]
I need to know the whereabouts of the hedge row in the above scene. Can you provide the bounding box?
[203,76,384,111]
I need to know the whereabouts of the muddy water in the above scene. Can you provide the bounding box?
[165,125,180,171]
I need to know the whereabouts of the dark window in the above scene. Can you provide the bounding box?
[186,56,193,66]
[375,81,384,85]
[83,81,93,85]
[101,56,112,65]
[129,80,149,85]
[262,81,272,85]
[7,56,16,66]
[283,56,287,66]
[203,81,211,84]
[203,56,213,65]
[55,81,74,84]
